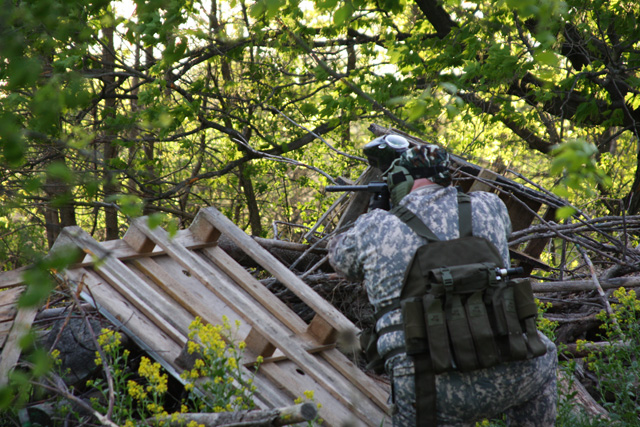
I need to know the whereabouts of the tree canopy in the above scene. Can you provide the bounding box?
[1,0,638,270]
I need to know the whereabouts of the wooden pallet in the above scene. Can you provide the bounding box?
[40,206,390,426]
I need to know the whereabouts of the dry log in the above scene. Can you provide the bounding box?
[561,340,632,359]
[532,276,640,293]
[559,370,610,420]
[149,403,317,427]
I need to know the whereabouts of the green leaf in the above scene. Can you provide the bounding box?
[317,0,338,9]
[445,104,459,119]
[555,206,576,220]
[534,50,559,67]
[28,348,53,378]
[147,212,165,229]
[107,194,144,218]
[18,269,55,308]
[440,82,458,94]
[264,0,282,19]
[334,2,354,25]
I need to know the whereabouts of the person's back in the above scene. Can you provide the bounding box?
[329,143,557,426]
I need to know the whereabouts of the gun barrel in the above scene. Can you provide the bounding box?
[325,185,372,192]
[325,182,388,193]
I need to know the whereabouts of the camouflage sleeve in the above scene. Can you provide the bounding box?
[469,191,512,266]
[328,225,365,282]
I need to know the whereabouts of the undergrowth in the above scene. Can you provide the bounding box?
[480,289,640,426]
[7,289,640,426]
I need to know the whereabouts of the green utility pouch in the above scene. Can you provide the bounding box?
[423,294,452,373]
[402,297,429,355]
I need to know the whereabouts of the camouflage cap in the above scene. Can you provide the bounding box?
[395,144,451,186]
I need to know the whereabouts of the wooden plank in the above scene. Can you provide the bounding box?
[0,302,38,386]
[189,211,222,243]
[244,327,276,358]
[128,217,387,423]
[0,321,16,349]
[201,246,309,334]
[0,287,23,322]
[195,208,358,337]
[63,268,290,411]
[261,359,386,427]
[122,222,156,253]
[201,246,389,409]
[468,168,500,193]
[0,267,29,290]
[63,268,184,364]
[136,255,253,340]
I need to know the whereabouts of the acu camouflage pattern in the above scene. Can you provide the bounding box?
[397,144,451,186]
[329,184,558,426]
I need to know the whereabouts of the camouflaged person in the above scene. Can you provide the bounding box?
[329,142,558,426]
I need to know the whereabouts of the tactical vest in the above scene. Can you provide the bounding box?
[361,192,547,426]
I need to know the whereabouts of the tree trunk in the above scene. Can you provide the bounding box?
[238,162,263,236]
[102,25,119,240]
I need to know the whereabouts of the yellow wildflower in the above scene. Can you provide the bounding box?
[227,357,237,369]
[127,380,147,400]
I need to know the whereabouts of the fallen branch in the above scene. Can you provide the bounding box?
[531,276,640,293]
[558,370,610,421]
[148,403,317,427]
[562,340,631,359]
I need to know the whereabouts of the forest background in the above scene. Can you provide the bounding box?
[1,0,640,422]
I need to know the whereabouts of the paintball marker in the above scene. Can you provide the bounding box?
[325,182,391,211]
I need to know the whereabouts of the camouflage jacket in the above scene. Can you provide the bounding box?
[328,184,512,363]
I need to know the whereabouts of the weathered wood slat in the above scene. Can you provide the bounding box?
[195,212,390,411]
[199,229,389,410]
[0,267,29,290]
[261,360,371,427]
[0,320,17,349]
[0,287,24,323]
[200,246,309,334]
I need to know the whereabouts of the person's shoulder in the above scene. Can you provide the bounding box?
[356,208,397,227]
[468,190,504,206]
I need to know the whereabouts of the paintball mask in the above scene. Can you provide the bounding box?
[386,144,451,206]
[363,134,410,172]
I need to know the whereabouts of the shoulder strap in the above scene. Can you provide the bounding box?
[390,190,473,240]
[457,191,472,238]
[390,205,440,242]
